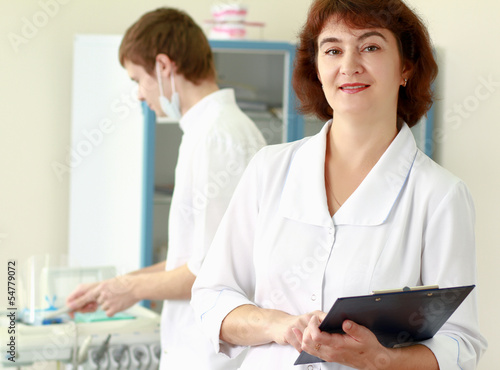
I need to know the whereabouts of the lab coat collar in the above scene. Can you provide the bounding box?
[178,89,235,133]
[279,122,332,228]
[279,122,418,227]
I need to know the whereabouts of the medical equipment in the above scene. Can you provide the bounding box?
[43,305,72,320]
[1,304,160,368]
[19,255,117,326]
[1,260,161,368]
[149,343,161,368]
[129,344,151,370]
[108,344,130,369]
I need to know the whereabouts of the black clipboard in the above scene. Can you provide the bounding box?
[294,285,475,365]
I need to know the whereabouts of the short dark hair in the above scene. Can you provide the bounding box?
[292,0,438,127]
[119,8,216,84]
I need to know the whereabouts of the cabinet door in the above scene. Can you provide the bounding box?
[69,35,145,273]
[210,40,304,142]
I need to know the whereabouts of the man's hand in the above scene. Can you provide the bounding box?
[66,281,100,314]
[66,275,139,317]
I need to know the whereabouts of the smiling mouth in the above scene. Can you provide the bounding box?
[340,84,370,90]
[339,84,370,93]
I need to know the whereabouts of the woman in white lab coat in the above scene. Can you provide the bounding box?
[191,0,487,369]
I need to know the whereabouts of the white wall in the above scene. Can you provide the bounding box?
[1,0,498,369]
[407,2,500,368]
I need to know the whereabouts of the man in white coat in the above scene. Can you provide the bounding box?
[66,7,266,369]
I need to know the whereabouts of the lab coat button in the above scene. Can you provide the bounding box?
[311,294,317,301]
[307,365,314,370]
[328,228,334,235]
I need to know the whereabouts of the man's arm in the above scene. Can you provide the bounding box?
[130,263,196,301]
[127,260,166,275]
[67,263,196,316]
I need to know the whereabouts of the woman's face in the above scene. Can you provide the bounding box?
[316,19,407,120]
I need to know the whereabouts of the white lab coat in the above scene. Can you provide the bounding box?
[160,89,266,370]
[191,121,487,370]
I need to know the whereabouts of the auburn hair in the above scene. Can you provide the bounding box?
[119,8,216,84]
[292,0,438,126]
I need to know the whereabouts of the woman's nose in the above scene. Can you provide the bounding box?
[340,52,363,76]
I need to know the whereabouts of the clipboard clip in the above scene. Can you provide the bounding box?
[371,285,439,295]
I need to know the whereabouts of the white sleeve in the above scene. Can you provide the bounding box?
[187,133,259,276]
[420,181,487,369]
[191,149,263,358]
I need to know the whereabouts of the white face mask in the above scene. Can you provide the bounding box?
[156,62,182,120]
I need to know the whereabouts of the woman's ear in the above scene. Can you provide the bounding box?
[401,61,414,84]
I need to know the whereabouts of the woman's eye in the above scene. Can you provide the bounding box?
[326,49,341,55]
[364,45,379,52]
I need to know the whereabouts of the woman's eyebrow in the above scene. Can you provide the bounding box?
[319,37,341,48]
[319,31,387,48]
[358,31,387,42]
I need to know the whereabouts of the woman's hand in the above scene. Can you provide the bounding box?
[294,316,439,370]
[220,306,325,350]
[268,310,326,352]
[295,316,392,369]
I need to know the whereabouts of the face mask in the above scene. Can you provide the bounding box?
[156,62,182,120]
